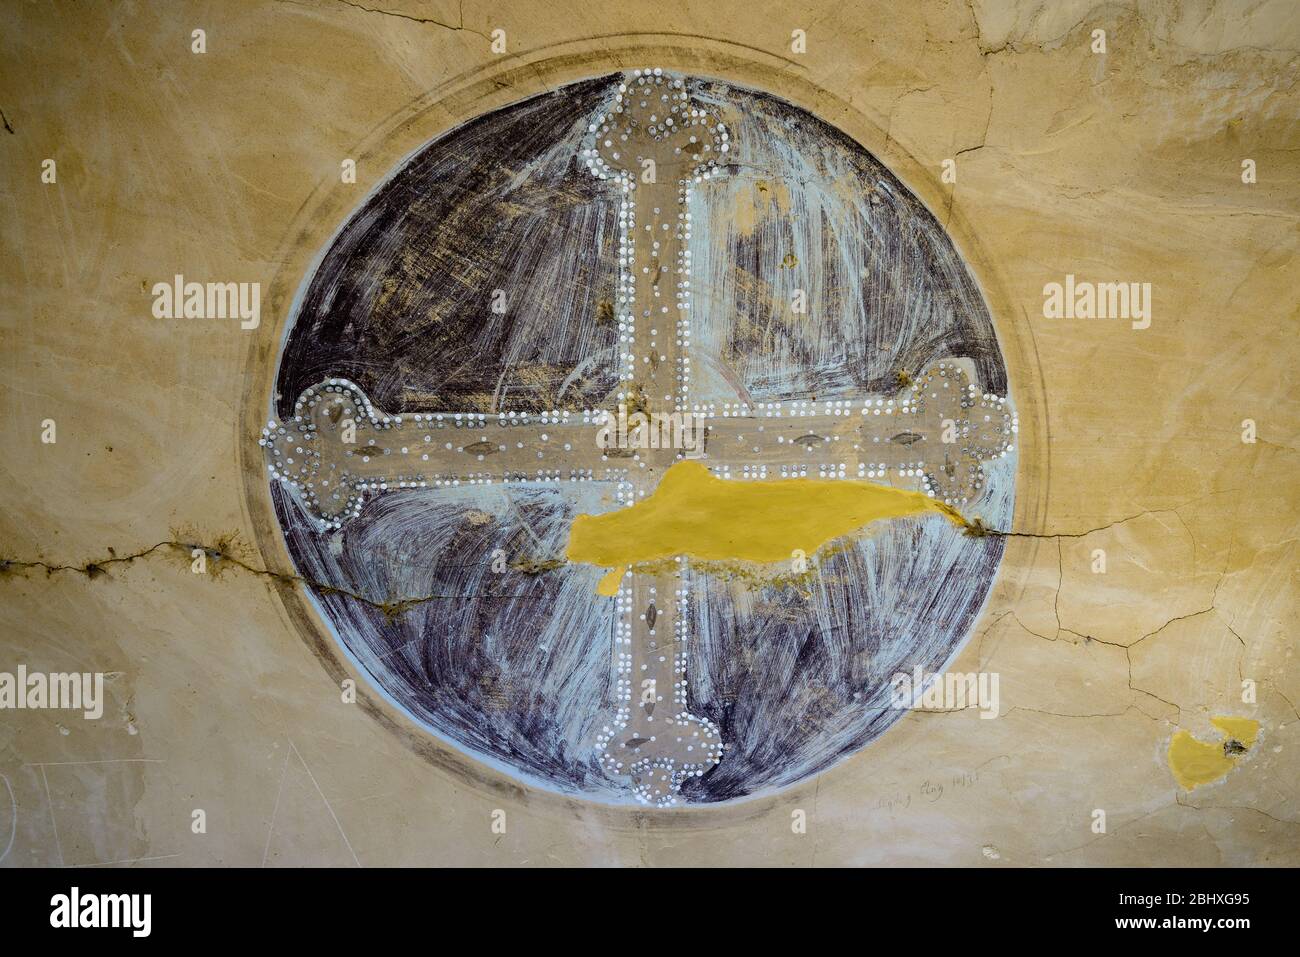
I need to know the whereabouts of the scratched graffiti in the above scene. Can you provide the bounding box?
[266,71,1015,805]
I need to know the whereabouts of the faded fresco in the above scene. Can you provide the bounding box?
[1,0,1296,867]
[264,72,1014,804]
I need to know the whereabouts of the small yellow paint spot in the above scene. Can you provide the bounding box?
[1209,715,1259,748]
[596,566,625,597]
[1167,715,1261,790]
[567,461,965,584]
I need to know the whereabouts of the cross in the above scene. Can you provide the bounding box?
[262,69,1016,806]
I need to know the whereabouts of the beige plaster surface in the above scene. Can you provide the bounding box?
[0,0,1297,866]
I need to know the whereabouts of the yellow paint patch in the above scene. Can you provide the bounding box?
[1167,716,1261,790]
[1210,715,1260,748]
[567,461,966,582]
[596,566,626,597]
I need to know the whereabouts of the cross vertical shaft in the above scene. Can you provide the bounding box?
[584,69,731,803]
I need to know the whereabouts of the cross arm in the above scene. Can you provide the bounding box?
[262,379,616,528]
[694,359,1016,506]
